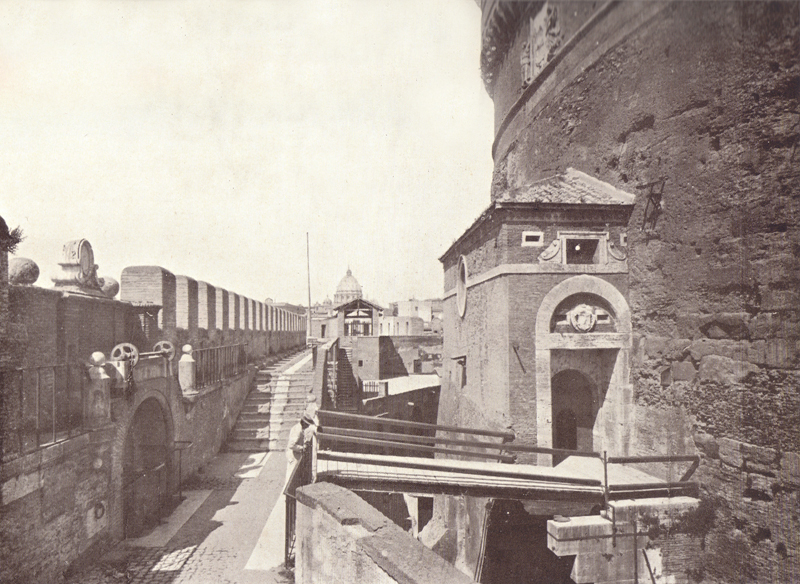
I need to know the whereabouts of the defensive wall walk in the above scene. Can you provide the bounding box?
[64,351,312,584]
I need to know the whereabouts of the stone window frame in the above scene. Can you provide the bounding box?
[557,230,609,265]
[521,230,545,247]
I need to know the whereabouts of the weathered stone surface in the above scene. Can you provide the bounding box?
[671,360,697,382]
[764,339,797,368]
[8,258,39,285]
[698,355,759,385]
[100,276,119,298]
[693,431,719,458]
[780,452,800,486]
[741,443,778,466]
[718,438,744,469]
[700,313,750,340]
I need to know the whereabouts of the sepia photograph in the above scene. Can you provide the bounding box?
[1,1,798,583]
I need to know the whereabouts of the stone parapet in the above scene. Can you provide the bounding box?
[295,482,477,584]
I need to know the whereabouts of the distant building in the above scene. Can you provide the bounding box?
[332,268,362,305]
[379,315,424,336]
[394,298,442,330]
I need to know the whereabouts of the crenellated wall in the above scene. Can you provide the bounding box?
[120,265,306,357]
[1,243,307,583]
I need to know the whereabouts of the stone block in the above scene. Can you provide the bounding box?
[718,437,744,468]
[676,313,702,339]
[746,473,774,495]
[748,312,780,340]
[765,339,796,368]
[671,360,696,382]
[693,431,719,458]
[747,340,766,365]
[779,451,800,486]
[741,442,777,466]
[644,336,670,359]
[698,355,758,385]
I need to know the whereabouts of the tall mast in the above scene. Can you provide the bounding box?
[306,232,312,344]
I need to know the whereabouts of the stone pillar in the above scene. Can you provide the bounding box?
[175,276,198,338]
[241,296,249,331]
[121,266,177,333]
[86,352,112,427]
[229,293,240,332]
[198,281,216,332]
[217,289,229,334]
[178,345,196,393]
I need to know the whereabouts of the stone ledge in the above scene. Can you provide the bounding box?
[296,482,477,584]
[297,482,393,532]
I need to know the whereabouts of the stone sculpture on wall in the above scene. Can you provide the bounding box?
[8,257,39,285]
[52,239,118,298]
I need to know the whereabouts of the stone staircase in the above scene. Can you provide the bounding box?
[336,347,360,413]
[226,350,314,452]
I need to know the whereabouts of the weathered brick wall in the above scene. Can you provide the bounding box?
[480,2,800,581]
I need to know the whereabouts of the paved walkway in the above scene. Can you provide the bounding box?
[66,353,313,584]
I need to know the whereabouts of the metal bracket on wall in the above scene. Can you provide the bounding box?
[638,178,666,231]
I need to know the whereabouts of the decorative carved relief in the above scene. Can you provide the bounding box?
[538,238,561,263]
[52,239,117,297]
[568,304,597,333]
[607,240,628,262]
[522,3,563,87]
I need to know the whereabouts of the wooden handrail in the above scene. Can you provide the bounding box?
[317,433,516,463]
[318,409,515,440]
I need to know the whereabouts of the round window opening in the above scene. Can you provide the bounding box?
[457,255,467,318]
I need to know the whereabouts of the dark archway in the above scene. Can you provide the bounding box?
[551,369,596,464]
[122,397,171,538]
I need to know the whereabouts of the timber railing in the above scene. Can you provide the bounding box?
[193,343,248,389]
[2,363,86,455]
[315,410,700,500]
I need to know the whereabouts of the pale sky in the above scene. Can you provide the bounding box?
[1,0,494,307]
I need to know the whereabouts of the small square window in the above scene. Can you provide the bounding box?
[522,231,544,247]
[358,360,363,367]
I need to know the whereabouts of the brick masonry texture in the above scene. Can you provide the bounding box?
[2,258,306,583]
[436,3,799,582]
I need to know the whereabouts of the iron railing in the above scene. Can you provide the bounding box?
[2,364,86,455]
[361,380,388,399]
[193,343,248,389]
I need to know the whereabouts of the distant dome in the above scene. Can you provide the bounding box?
[334,268,363,305]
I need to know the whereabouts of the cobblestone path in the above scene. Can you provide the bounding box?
[66,353,314,584]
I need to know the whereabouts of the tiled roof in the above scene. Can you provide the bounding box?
[496,168,635,206]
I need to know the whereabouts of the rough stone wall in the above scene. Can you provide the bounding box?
[482,2,799,581]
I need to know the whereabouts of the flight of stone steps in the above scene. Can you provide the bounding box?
[226,350,314,452]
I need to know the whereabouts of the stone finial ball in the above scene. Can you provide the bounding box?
[100,276,120,298]
[89,351,107,367]
[182,344,193,354]
[9,257,39,285]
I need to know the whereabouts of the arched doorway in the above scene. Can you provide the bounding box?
[551,369,596,464]
[122,398,171,538]
[534,275,633,464]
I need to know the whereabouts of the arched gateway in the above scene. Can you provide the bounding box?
[118,395,175,538]
[535,275,632,464]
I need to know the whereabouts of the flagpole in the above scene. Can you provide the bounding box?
[306,232,312,345]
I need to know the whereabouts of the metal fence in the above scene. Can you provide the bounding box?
[193,343,248,389]
[284,444,313,567]
[361,380,388,399]
[2,364,86,454]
